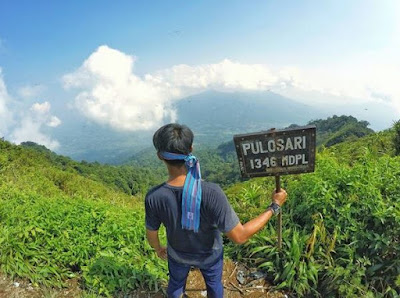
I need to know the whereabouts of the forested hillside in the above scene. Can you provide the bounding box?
[129,145,239,187]
[288,115,374,146]
[19,141,162,195]
[0,139,168,296]
[0,117,399,297]
[130,115,380,186]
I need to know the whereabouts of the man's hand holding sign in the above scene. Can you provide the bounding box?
[233,125,316,249]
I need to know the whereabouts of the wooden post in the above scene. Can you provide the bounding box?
[275,175,282,250]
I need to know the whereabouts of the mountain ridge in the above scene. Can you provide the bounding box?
[52,90,326,163]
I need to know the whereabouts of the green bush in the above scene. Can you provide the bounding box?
[394,120,400,155]
[225,151,400,297]
[0,186,167,296]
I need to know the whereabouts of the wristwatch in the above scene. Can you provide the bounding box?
[268,202,281,215]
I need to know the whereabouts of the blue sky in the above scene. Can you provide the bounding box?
[1,0,398,78]
[0,0,399,149]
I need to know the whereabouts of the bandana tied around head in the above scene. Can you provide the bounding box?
[160,151,202,232]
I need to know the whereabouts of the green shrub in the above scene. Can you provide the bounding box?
[0,186,167,296]
[394,120,400,155]
[225,151,400,297]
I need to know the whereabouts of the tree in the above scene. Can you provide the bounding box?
[394,120,400,155]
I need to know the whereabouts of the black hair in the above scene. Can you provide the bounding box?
[153,123,194,166]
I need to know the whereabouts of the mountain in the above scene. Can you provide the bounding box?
[288,115,374,147]
[51,91,326,163]
[129,115,376,186]
[185,115,376,162]
[175,90,324,145]
[327,128,395,164]
[18,140,163,195]
[49,111,152,164]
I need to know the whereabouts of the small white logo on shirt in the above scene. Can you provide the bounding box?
[187,212,194,220]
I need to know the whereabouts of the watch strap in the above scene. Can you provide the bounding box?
[268,202,281,215]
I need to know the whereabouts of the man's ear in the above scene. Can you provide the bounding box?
[156,152,163,160]
[190,146,193,153]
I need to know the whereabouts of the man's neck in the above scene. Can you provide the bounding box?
[166,164,187,187]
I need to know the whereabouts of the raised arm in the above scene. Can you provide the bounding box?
[226,189,287,244]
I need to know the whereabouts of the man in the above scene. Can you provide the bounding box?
[145,123,287,298]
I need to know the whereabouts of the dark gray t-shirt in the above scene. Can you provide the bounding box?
[145,181,239,267]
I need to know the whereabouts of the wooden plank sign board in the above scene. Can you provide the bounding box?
[233,125,316,178]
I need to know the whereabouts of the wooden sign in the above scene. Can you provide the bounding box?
[233,125,316,178]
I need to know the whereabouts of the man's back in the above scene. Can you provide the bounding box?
[145,181,239,267]
[145,123,287,297]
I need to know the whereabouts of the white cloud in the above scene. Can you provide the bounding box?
[1,68,62,148]
[148,59,278,92]
[63,45,177,131]
[10,101,61,150]
[154,55,400,113]
[0,68,13,136]
[274,51,400,119]
[0,67,62,150]
[31,101,51,114]
[47,116,61,127]
[18,84,45,99]
[64,45,400,132]
[10,116,60,150]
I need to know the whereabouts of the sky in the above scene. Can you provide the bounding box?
[0,0,399,150]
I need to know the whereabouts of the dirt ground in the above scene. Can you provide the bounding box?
[183,259,285,298]
[0,274,82,298]
[0,260,286,297]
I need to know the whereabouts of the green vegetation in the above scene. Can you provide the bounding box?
[129,144,240,187]
[0,116,399,297]
[0,187,167,296]
[328,129,395,164]
[0,139,167,296]
[20,141,162,195]
[289,115,374,147]
[393,120,400,155]
[225,149,400,297]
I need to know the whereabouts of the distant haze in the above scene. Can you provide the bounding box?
[48,90,387,163]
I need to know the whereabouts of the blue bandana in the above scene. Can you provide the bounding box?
[160,151,202,232]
